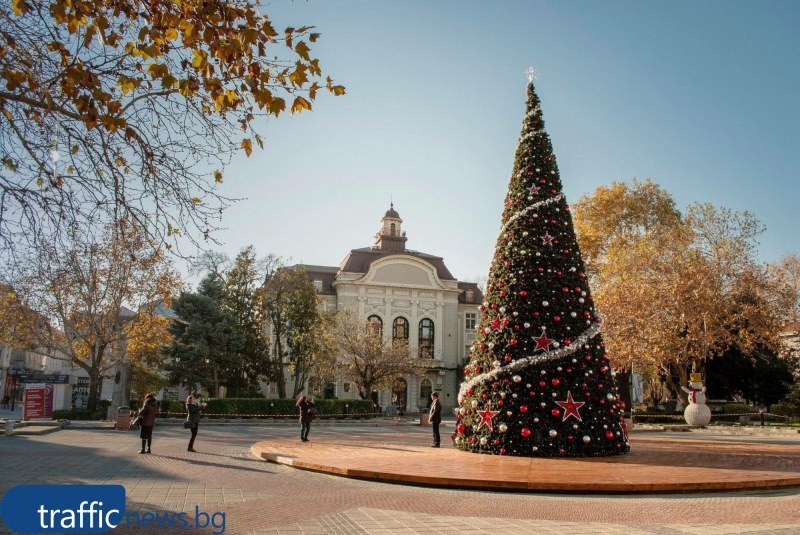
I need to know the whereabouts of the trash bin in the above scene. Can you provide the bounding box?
[4,419,14,436]
[116,406,131,431]
[419,406,430,426]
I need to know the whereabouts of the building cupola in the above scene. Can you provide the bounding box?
[374,203,407,251]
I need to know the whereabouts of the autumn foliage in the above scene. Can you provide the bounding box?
[0,0,344,250]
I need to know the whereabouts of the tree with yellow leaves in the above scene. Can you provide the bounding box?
[8,219,181,411]
[0,0,344,253]
[574,180,781,404]
[767,254,800,324]
[125,308,172,399]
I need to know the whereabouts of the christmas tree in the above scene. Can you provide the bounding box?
[454,72,630,457]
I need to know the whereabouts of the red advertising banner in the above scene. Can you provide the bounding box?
[23,383,46,420]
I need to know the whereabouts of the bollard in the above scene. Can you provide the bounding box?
[760,411,765,427]
[4,419,14,436]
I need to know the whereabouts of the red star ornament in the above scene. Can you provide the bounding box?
[555,391,586,422]
[490,317,502,331]
[532,329,554,351]
[476,404,501,431]
[542,233,554,246]
[529,184,540,195]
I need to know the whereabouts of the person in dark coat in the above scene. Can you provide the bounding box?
[429,392,442,447]
[185,395,204,452]
[296,395,315,442]
[138,393,158,454]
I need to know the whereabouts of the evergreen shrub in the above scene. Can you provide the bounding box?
[156,398,375,418]
[52,409,106,420]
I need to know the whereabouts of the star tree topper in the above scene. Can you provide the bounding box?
[476,404,501,431]
[555,391,586,422]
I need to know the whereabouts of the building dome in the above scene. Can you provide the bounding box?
[384,203,400,219]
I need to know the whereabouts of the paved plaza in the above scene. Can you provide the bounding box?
[1,424,799,534]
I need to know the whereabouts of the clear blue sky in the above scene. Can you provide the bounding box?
[197,1,799,284]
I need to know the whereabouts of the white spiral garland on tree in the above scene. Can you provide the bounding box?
[498,192,564,236]
[459,190,602,404]
[458,319,603,404]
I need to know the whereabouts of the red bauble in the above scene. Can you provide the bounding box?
[550,408,560,417]
[500,448,506,455]
[521,428,531,438]
[605,431,615,440]
[539,381,546,388]
[520,290,527,297]
[457,424,466,434]
[520,405,528,413]
[553,315,561,322]
[551,378,560,387]
[510,338,518,346]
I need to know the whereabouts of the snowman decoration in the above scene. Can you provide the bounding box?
[681,372,711,426]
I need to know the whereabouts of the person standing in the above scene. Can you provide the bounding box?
[1,394,9,410]
[137,393,158,454]
[185,395,204,452]
[296,395,316,442]
[429,392,442,448]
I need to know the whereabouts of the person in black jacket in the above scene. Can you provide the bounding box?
[296,395,315,442]
[185,395,204,452]
[429,392,442,447]
[137,393,158,454]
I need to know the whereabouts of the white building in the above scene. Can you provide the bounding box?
[265,205,482,414]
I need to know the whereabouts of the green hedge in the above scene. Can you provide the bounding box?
[53,409,107,420]
[721,403,753,414]
[770,402,799,418]
[156,398,376,418]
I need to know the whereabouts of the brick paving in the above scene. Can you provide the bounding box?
[1,425,799,534]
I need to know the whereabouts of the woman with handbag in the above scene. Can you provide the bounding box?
[137,393,158,454]
[185,395,204,452]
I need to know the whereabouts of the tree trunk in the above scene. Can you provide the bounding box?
[664,361,690,406]
[616,366,632,415]
[273,338,286,399]
[87,369,101,412]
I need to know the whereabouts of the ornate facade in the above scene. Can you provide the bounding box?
[269,205,482,414]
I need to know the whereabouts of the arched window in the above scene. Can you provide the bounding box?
[419,378,432,406]
[418,318,434,358]
[390,223,396,236]
[367,315,383,337]
[393,317,409,342]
